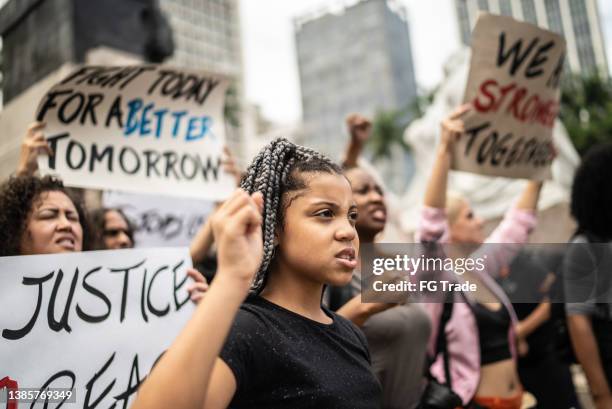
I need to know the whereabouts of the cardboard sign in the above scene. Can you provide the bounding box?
[0,248,195,408]
[35,65,235,200]
[102,191,213,247]
[455,14,566,179]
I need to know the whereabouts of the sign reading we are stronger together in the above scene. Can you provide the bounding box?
[35,65,235,200]
[455,14,566,180]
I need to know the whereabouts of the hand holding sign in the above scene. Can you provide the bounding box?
[16,122,53,176]
[211,189,264,290]
[440,104,471,153]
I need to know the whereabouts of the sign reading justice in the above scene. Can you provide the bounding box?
[455,14,566,179]
[35,65,235,200]
[0,248,195,408]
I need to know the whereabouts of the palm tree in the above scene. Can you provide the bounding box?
[560,74,612,156]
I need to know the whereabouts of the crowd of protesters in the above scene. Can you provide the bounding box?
[2,105,612,409]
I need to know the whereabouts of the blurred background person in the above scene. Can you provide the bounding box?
[91,207,135,250]
[565,143,612,409]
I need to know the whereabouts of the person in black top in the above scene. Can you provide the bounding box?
[133,139,382,409]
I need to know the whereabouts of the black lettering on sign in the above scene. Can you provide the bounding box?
[90,145,114,173]
[1,272,54,340]
[84,352,116,409]
[147,69,221,105]
[464,122,491,156]
[147,266,170,317]
[119,147,141,175]
[42,133,223,181]
[66,140,87,170]
[106,96,125,128]
[80,93,105,125]
[58,92,85,124]
[109,259,146,323]
[76,266,112,324]
[525,40,555,79]
[47,268,80,333]
[497,33,539,77]
[140,268,149,323]
[172,260,190,311]
[37,90,74,122]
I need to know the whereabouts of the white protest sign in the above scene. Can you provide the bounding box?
[455,14,566,179]
[102,190,213,247]
[0,248,195,408]
[35,65,235,200]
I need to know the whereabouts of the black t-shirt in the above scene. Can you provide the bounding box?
[220,295,382,409]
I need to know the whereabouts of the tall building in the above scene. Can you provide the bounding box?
[455,0,609,78]
[294,0,418,160]
[159,0,246,164]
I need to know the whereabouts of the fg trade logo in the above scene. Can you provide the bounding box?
[0,377,18,409]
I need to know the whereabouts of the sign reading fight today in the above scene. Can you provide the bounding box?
[455,14,566,179]
[0,248,195,408]
[35,65,235,200]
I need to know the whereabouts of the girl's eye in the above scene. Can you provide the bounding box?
[316,210,333,218]
[349,212,358,223]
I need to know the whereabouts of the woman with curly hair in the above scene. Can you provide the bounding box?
[0,175,91,256]
[564,143,612,409]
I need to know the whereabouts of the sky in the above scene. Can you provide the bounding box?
[240,0,612,124]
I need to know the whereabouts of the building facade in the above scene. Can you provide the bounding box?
[159,0,246,164]
[455,0,609,78]
[294,0,418,160]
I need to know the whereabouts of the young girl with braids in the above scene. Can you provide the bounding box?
[132,139,382,409]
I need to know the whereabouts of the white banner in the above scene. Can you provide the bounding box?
[0,248,195,408]
[102,191,213,247]
[456,14,566,179]
[35,65,235,200]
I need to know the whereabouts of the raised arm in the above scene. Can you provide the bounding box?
[132,190,263,409]
[423,105,469,209]
[342,114,371,169]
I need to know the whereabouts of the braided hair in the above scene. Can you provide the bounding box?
[239,138,343,292]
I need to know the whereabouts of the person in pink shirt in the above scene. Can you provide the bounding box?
[417,105,544,409]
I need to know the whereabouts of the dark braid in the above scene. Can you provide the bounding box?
[239,138,343,292]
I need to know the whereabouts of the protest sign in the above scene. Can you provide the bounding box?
[102,190,213,247]
[35,65,235,200]
[0,248,195,408]
[455,13,566,179]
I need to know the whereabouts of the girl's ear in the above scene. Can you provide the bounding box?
[273,231,279,246]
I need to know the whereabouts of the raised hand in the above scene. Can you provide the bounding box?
[17,122,53,176]
[439,104,471,153]
[186,268,209,304]
[211,189,264,291]
[346,114,372,146]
